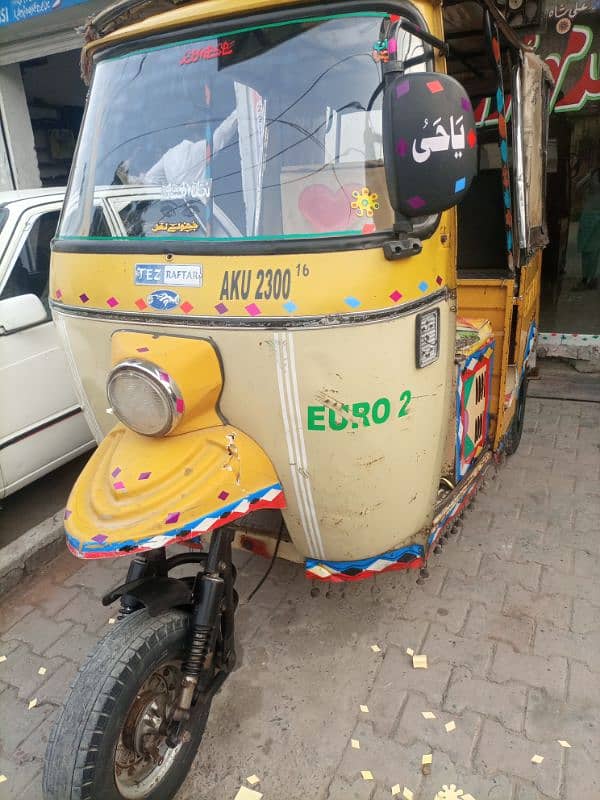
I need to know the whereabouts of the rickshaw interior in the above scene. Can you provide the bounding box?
[441,0,548,461]
[444,1,520,274]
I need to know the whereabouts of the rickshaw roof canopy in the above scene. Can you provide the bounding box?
[80,0,542,83]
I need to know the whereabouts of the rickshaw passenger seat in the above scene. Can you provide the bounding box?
[457,169,509,275]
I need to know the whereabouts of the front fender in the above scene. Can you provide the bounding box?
[64,422,286,559]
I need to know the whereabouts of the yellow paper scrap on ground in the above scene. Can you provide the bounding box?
[234,787,262,800]
[403,788,414,800]
[38,667,47,676]
[360,704,369,713]
[558,740,571,748]
[531,754,544,764]
[351,739,360,749]
[406,648,414,657]
[391,785,401,796]
[108,618,116,625]
[412,654,428,669]
[371,644,382,653]
[28,698,37,710]
[436,785,464,799]
[0,775,6,784]
[422,753,433,765]
[361,770,374,781]
[246,775,260,786]
[445,720,456,733]
[0,656,6,663]
[422,711,437,719]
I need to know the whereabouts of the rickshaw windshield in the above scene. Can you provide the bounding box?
[59,11,427,242]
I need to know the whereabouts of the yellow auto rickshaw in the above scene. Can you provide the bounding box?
[43,0,552,796]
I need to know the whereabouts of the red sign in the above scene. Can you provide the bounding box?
[180,40,234,65]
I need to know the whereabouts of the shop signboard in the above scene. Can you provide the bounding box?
[0,0,89,27]
[476,0,600,124]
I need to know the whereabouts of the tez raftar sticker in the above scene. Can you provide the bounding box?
[135,264,203,288]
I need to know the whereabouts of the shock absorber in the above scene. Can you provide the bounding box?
[173,574,224,723]
[182,627,211,679]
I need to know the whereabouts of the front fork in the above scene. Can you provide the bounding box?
[117,528,237,746]
[174,528,235,724]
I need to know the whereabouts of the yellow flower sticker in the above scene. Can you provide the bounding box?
[351,187,380,218]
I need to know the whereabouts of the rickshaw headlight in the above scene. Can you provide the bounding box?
[416,309,440,368]
[107,359,183,437]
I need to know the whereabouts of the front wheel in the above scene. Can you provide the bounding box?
[43,609,209,800]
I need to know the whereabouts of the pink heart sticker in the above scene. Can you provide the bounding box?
[298,184,361,233]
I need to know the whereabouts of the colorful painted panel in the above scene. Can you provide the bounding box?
[455,339,495,481]
[305,544,424,583]
[522,320,537,374]
[66,483,285,559]
[428,451,491,553]
[485,17,515,271]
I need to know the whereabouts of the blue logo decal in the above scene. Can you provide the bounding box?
[147,290,180,311]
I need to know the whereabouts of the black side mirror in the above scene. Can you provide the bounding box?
[383,72,478,218]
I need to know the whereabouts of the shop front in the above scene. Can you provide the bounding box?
[469,0,600,354]
[0,0,109,191]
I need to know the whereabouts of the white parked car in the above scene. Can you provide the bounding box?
[0,183,236,498]
[0,188,96,498]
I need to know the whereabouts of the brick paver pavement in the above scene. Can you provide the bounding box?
[0,397,599,800]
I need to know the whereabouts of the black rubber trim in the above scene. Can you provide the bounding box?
[0,407,83,451]
[52,231,392,257]
[51,288,448,330]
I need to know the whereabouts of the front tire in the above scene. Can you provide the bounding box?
[43,609,209,800]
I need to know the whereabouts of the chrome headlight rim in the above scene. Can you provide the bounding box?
[107,358,184,437]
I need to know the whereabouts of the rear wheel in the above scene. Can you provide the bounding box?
[504,376,528,456]
[43,609,210,800]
